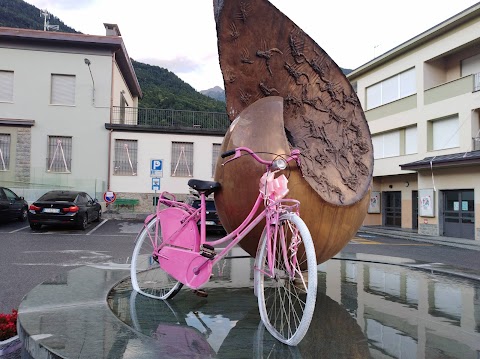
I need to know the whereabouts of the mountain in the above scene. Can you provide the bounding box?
[0,0,226,113]
[132,61,226,112]
[201,86,226,102]
[0,0,78,33]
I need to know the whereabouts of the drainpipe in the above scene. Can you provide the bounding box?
[107,50,118,192]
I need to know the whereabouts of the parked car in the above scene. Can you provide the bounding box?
[28,190,101,230]
[0,187,28,222]
[185,196,225,233]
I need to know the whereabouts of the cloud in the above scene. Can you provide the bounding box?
[29,0,95,11]
[138,56,202,74]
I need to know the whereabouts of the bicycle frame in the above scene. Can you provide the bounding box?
[144,147,302,287]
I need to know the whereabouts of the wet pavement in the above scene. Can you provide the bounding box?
[17,246,480,358]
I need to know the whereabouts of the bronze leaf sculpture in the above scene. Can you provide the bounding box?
[213,0,373,264]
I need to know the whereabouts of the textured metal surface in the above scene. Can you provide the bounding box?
[214,0,373,206]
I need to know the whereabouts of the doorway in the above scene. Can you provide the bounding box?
[412,190,418,230]
[384,191,402,227]
[443,190,475,239]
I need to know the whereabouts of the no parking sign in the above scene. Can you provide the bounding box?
[104,191,116,204]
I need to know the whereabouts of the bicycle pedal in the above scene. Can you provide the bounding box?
[200,244,216,259]
[193,289,208,297]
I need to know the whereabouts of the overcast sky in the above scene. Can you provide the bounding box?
[26,0,480,91]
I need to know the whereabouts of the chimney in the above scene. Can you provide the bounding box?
[103,23,121,36]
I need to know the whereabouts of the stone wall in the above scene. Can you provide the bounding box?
[418,223,439,236]
[15,127,31,183]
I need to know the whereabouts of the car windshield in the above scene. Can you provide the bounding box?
[38,192,77,202]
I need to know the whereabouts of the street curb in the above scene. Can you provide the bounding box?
[358,227,480,252]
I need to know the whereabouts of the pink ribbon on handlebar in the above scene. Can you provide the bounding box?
[259,172,289,200]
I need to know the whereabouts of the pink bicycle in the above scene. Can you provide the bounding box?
[131,146,317,345]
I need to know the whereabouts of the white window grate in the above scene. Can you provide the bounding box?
[212,143,221,177]
[47,136,72,173]
[114,139,137,175]
[171,142,193,177]
[0,133,11,171]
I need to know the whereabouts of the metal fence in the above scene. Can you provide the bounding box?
[112,107,230,131]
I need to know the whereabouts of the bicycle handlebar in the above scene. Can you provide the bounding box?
[220,149,236,158]
[221,147,300,168]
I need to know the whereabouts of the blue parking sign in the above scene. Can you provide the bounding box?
[150,159,163,177]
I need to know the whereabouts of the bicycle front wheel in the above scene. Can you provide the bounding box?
[255,213,317,346]
[131,215,183,300]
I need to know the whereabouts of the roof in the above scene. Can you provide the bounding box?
[347,3,480,80]
[400,151,480,171]
[0,27,142,98]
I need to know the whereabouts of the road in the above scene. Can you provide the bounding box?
[1,218,479,313]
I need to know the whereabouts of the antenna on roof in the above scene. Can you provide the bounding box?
[40,9,60,31]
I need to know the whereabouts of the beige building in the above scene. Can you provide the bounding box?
[348,4,480,241]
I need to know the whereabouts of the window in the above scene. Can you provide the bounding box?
[372,126,417,159]
[212,143,221,177]
[0,70,14,102]
[171,142,193,177]
[120,92,129,124]
[47,136,72,173]
[366,68,415,110]
[51,74,76,105]
[3,188,18,201]
[372,131,400,159]
[114,139,137,175]
[461,53,480,77]
[0,133,11,171]
[431,116,459,151]
[405,126,417,155]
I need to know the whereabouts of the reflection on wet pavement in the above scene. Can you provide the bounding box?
[118,221,144,234]
[107,258,480,358]
[18,252,480,358]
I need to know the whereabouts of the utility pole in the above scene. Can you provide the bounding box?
[40,9,59,31]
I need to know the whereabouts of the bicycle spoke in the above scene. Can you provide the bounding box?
[131,215,183,300]
[255,213,317,346]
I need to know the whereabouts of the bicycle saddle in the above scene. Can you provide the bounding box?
[188,179,221,196]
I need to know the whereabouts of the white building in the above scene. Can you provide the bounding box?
[0,24,141,201]
[0,23,229,213]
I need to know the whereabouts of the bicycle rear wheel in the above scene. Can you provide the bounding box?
[131,215,183,300]
[255,213,317,346]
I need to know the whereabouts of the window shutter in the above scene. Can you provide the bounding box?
[0,71,14,102]
[51,75,75,105]
[433,116,459,150]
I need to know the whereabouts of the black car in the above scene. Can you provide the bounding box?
[185,196,225,233]
[0,187,28,222]
[28,190,102,230]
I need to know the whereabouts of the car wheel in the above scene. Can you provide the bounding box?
[79,214,88,230]
[19,208,28,222]
[94,209,102,222]
[30,223,42,230]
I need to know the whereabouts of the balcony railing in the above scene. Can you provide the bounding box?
[112,107,230,131]
[473,137,480,151]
